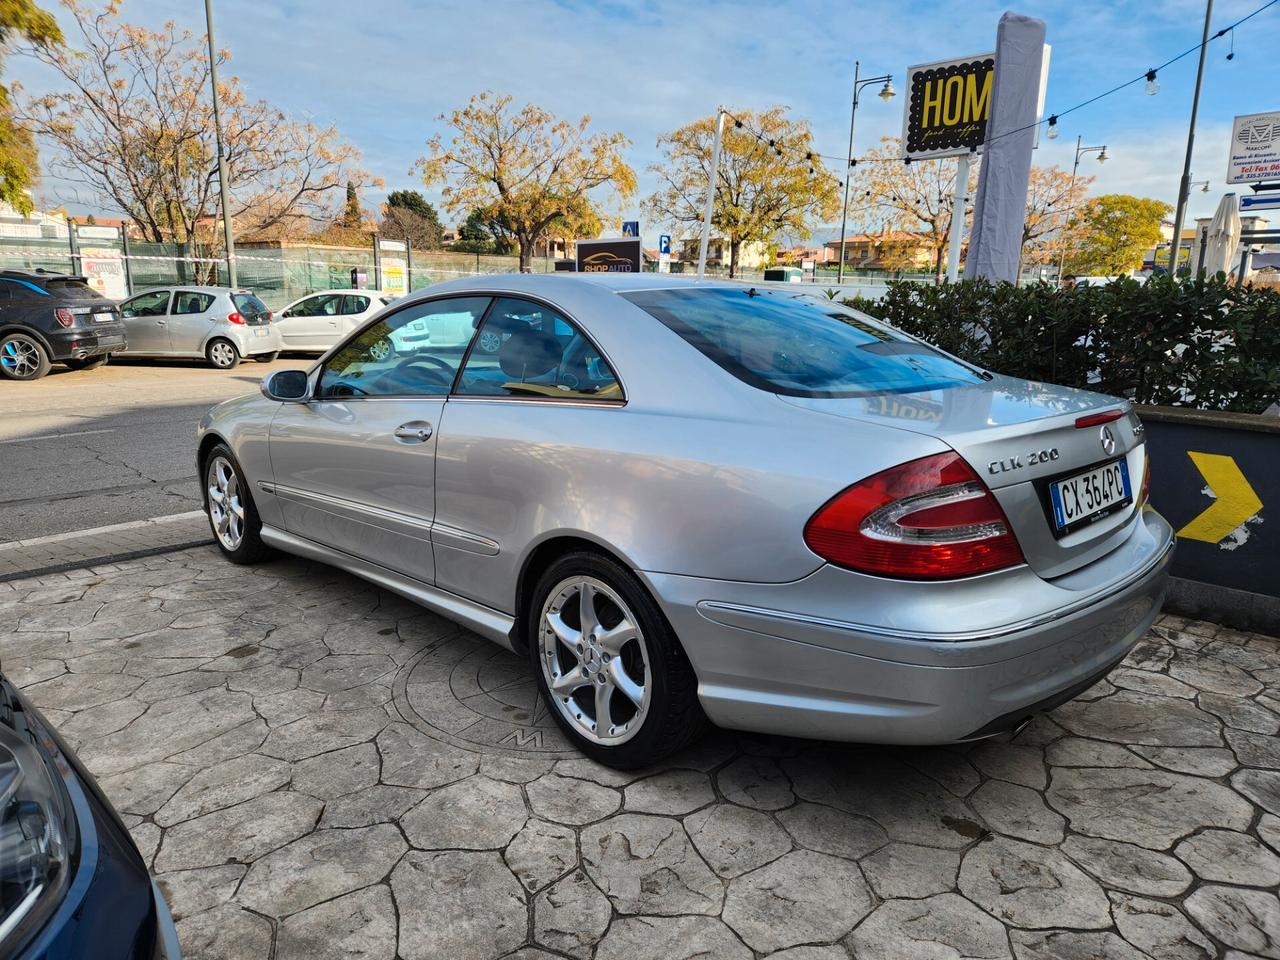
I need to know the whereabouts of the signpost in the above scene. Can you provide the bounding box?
[1226,112,1280,185]
[622,221,640,237]
[1240,194,1280,214]
[575,238,643,274]
[658,234,671,273]
[377,238,408,295]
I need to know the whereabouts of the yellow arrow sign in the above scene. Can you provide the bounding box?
[1177,451,1263,544]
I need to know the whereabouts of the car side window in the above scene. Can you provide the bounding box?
[342,295,370,315]
[455,298,622,401]
[315,296,491,400]
[122,290,170,318]
[173,291,214,315]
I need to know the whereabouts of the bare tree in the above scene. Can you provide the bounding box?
[19,2,379,247]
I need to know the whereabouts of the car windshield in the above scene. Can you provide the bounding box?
[623,287,985,398]
[232,293,269,318]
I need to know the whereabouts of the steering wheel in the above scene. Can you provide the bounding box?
[391,354,455,388]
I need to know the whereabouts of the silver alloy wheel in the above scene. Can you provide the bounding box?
[206,455,246,550]
[539,576,650,745]
[368,338,392,362]
[478,330,503,354]
[209,340,237,368]
[1,336,42,379]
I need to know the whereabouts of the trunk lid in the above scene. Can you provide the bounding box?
[779,376,1148,579]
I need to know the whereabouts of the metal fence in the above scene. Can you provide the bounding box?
[0,223,931,306]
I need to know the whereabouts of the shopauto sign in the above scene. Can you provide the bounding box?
[1227,111,1280,184]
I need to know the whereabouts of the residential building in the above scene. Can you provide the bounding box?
[824,230,936,271]
[676,237,771,270]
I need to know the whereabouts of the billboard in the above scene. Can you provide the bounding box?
[1226,111,1280,185]
[575,238,642,273]
[902,53,996,159]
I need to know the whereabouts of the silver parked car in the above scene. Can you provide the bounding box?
[120,286,284,369]
[196,274,1173,768]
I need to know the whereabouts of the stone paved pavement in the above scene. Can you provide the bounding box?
[3,545,1280,960]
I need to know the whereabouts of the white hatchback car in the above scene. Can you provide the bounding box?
[273,289,397,353]
[119,287,283,369]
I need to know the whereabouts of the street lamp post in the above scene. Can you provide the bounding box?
[1056,136,1108,283]
[836,62,895,284]
[1168,0,1214,274]
[204,0,237,287]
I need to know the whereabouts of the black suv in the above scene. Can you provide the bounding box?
[0,270,126,381]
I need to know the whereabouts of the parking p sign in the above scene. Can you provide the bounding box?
[659,235,671,255]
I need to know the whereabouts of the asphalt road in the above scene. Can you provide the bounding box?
[0,355,311,542]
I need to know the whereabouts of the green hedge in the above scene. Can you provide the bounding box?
[842,274,1280,414]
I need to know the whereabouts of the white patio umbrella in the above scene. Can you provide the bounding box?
[1202,193,1241,276]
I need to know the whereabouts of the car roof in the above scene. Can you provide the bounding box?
[130,286,251,294]
[288,289,391,298]
[414,272,743,300]
[0,268,75,282]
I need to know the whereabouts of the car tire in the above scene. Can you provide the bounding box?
[368,338,394,362]
[64,355,108,371]
[0,332,52,381]
[528,551,707,768]
[202,443,272,564]
[477,330,503,354]
[254,351,280,363]
[206,338,240,369]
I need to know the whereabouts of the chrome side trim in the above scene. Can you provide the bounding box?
[272,482,433,534]
[431,522,500,556]
[259,524,516,650]
[699,538,1174,645]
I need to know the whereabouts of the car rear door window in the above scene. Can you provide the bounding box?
[122,290,171,317]
[342,295,370,315]
[623,287,984,397]
[231,293,271,322]
[316,296,490,400]
[455,297,622,401]
[173,291,215,315]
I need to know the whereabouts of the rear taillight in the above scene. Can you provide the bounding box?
[1075,409,1125,428]
[53,308,74,327]
[227,312,245,325]
[804,452,1024,580]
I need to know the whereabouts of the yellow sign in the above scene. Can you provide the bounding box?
[902,53,995,159]
[1176,451,1263,543]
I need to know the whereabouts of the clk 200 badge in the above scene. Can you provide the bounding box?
[988,448,1060,475]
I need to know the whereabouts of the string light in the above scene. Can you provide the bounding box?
[1046,115,1059,140]
[1145,69,1160,95]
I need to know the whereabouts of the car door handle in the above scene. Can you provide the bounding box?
[393,421,433,443]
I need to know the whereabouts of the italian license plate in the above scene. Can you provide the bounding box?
[1049,459,1132,535]
[254,328,269,338]
[93,311,117,323]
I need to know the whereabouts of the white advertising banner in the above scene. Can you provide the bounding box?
[1226,111,1280,185]
[79,248,128,300]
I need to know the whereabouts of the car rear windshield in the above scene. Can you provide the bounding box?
[622,287,985,398]
[231,293,270,318]
[43,277,107,300]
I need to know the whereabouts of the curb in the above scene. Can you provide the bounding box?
[0,537,215,583]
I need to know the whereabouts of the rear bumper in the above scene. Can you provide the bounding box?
[230,324,284,356]
[644,509,1174,744]
[46,326,128,361]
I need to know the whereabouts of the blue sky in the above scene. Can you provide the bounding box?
[9,0,1278,243]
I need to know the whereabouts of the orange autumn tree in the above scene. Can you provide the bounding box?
[419,92,635,272]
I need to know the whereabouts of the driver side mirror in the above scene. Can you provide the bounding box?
[261,369,310,403]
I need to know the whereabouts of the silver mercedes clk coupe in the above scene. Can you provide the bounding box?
[196,273,1174,768]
